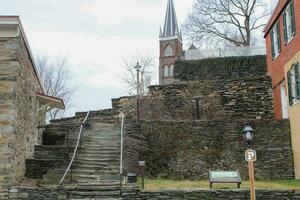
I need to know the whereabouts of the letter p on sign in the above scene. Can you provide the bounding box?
[245,150,257,162]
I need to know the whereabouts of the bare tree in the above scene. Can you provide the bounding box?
[183,0,271,47]
[36,54,75,120]
[119,54,154,96]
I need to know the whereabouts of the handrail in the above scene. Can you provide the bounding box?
[119,111,125,178]
[59,111,90,185]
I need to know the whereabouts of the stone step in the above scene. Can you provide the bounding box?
[77,150,120,155]
[73,164,120,170]
[68,198,121,200]
[75,185,120,191]
[47,168,119,176]
[80,145,120,150]
[68,190,120,197]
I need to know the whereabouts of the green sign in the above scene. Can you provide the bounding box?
[209,170,241,183]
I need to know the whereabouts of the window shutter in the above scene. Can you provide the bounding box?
[271,30,275,59]
[290,0,296,36]
[287,71,293,106]
[277,22,281,52]
[283,12,288,44]
[295,63,300,99]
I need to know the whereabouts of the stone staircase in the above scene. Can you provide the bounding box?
[39,122,123,199]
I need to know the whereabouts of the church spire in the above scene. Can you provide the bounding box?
[162,0,180,38]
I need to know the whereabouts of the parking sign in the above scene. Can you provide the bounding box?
[245,150,257,162]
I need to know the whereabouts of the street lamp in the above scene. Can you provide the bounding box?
[242,124,254,145]
[242,124,256,200]
[135,62,142,122]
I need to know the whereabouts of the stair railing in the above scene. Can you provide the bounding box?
[118,111,125,185]
[59,111,90,186]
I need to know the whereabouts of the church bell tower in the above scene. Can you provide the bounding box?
[159,0,183,85]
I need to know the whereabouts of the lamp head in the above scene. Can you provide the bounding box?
[242,124,254,145]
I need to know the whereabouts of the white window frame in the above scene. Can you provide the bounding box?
[272,22,280,58]
[285,2,294,43]
[288,64,300,106]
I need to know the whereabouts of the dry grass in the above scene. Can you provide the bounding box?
[138,179,300,191]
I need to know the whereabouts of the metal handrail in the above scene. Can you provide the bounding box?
[118,111,125,186]
[59,111,90,185]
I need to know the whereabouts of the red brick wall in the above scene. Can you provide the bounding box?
[265,0,300,120]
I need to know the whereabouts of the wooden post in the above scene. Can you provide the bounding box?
[141,165,144,190]
[248,160,256,200]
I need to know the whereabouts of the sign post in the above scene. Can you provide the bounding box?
[245,150,257,200]
[138,161,146,190]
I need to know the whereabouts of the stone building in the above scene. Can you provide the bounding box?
[0,16,64,198]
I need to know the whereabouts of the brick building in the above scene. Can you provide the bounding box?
[264,0,300,178]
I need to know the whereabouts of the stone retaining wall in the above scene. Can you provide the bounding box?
[7,187,300,199]
[8,187,66,200]
[138,76,274,121]
[140,189,300,200]
[124,119,294,180]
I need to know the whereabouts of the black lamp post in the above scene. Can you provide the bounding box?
[242,124,256,200]
[135,62,142,122]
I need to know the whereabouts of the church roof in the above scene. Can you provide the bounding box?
[188,43,197,50]
[161,0,180,38]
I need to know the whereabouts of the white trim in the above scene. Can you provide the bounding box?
[159,35,182,42]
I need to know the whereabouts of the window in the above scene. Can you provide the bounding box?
[283,0,296,44]
[163,65,169,77]
[287,62,300,106]
[169,64,174,76]
[271,21,281,59]
[164,45,174,57]
[163,64,174,77]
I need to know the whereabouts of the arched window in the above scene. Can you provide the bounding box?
[169,64,174,76]
[164,45,174,57]
[163,65,169,77]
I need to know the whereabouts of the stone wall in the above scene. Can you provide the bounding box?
[137,76,274,121]
[125,119,294,180]
[8,187,66,200]
[0,32,43,198]
[122,56,294,180]
[8,187,300,199]
[140,189,300,200]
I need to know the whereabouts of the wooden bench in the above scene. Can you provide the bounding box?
[209,170,242,189]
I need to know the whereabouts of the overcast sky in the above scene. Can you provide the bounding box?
[0,0,195,116]
[1,0,276,116]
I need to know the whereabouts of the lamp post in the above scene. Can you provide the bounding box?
[242,124,256,200]
[138,161,146,190]
[135,62,142,122]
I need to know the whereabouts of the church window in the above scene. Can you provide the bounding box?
[169,64,174,76]
[164,45,174,57]
[163,65,169,77]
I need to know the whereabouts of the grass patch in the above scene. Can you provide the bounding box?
[138,178,300,191]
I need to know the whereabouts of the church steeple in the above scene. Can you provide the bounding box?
[159,0,183,85]
[160,0,182,40]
